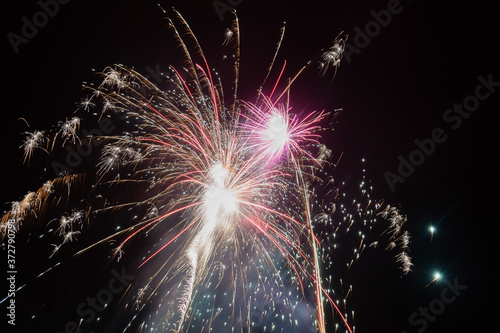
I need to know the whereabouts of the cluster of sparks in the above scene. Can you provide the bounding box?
[2,10,412,333]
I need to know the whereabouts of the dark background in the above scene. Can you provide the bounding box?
[2,0,499,332]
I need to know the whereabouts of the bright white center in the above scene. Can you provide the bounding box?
[264,114,289,152]
[204,163,238,220]
[205,187,238,214]
[210,163,229,187]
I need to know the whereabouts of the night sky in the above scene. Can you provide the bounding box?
[2,0,499,332]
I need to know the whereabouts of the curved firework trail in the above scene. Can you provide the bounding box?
[1,9,412,333]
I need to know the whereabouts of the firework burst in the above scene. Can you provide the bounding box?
[2,9,411,333]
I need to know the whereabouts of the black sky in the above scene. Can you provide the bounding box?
[2,0,499,332]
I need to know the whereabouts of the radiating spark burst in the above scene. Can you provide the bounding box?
[57,116,81,145]
[20,130,46,163]
[242,95,324,163]
[1,9,412,333]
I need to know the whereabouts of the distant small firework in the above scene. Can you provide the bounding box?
[1,9,411,333]
[429,225,435,241]
[318,32,347,83]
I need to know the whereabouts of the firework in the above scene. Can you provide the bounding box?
[2,9,411,333]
